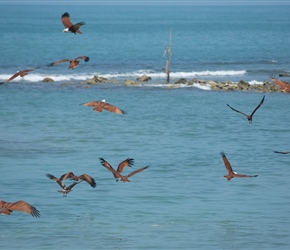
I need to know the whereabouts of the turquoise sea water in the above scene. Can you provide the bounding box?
[1,3,290,250]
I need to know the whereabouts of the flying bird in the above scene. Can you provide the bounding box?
[46,172,96,197]
[220,152,258,181]
[61,12,85,34]
[273,151,290,154]
[0,200,40,217]
[48,56,89,69]
[226,95,265,123]
[82,99,126,115]
[0,68,36,84]
[99,157,134,181]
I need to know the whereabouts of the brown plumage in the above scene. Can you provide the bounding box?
[0,200,40,217]
[0,68,36,84]
[48,56,89,69]
[220,152,258,181]
[119,166,149,182]
[270,77,290,93]
[82,99,126,115]
[46,172,96,196]
[67,172,97,188]
[99,157,134,181]
[226,95,265,124]
[273,151,290,154]
[61,12,85,34]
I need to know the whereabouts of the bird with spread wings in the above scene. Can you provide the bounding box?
[46,172,96,197]
[0,200,40,217]
[48,56,89,69]
[220,152,258,181]
[61,12,85,34]
[226,95,265,124]
[82,99,126,115]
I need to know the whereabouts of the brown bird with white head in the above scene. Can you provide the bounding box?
[0,200,40,217]
[226,95,265,124]
[220,152,258,181]
[82,99,126,115]
[61,12,85,34]
[48,56,89,69]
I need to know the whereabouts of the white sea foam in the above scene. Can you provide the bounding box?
[248,80,264,85]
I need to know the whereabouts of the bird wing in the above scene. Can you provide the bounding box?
[5,69,35,82]
[249,95,265,117]
[5,72,22,82]
[102,102,126,115]
[273,151,290,154]
[234,174,258,178]
[46,173,66,189]
[117,158,134,173]
[8,200,40,217]
[66,181,80,190]
[127,166,149,178]
[61,12,73,28]
[77,174,96,188]
[75,56,90,62]
[48,59,70,67]
[99,157,122,179]
[60,172,76,181]
[226,104,248,117]
[72,22,85,33]
[82,100,100,107]
[220,152,234,175]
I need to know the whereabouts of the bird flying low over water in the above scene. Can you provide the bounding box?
[226,95,265,124]
[273,151,290,154]
[0,200,40,217]
[99,157,134,181]
[48,56,89,69]
[61,12,85,34]
[0,68,37,84]
[46,172,96,197]
[82,99,126,115]
[99,157,148,182]
[220,152,258,181]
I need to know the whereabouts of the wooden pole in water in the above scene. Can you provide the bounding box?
[165,28,172,84]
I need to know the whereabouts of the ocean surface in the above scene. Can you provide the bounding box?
[1,3,290,250]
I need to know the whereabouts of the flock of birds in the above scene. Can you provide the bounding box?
[1,12,289,218]
[0,12,89,85]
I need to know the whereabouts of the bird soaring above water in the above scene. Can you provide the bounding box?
[48,56,89,69]
[0,200,40,217]
[0,68,36,84]
[82,99,126,115]
[226,95,265,123]
[46,172,96,197]
[99,157,148,182]
[61,12,85,34]
[99,157,134,181]
[220,152,258,181]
